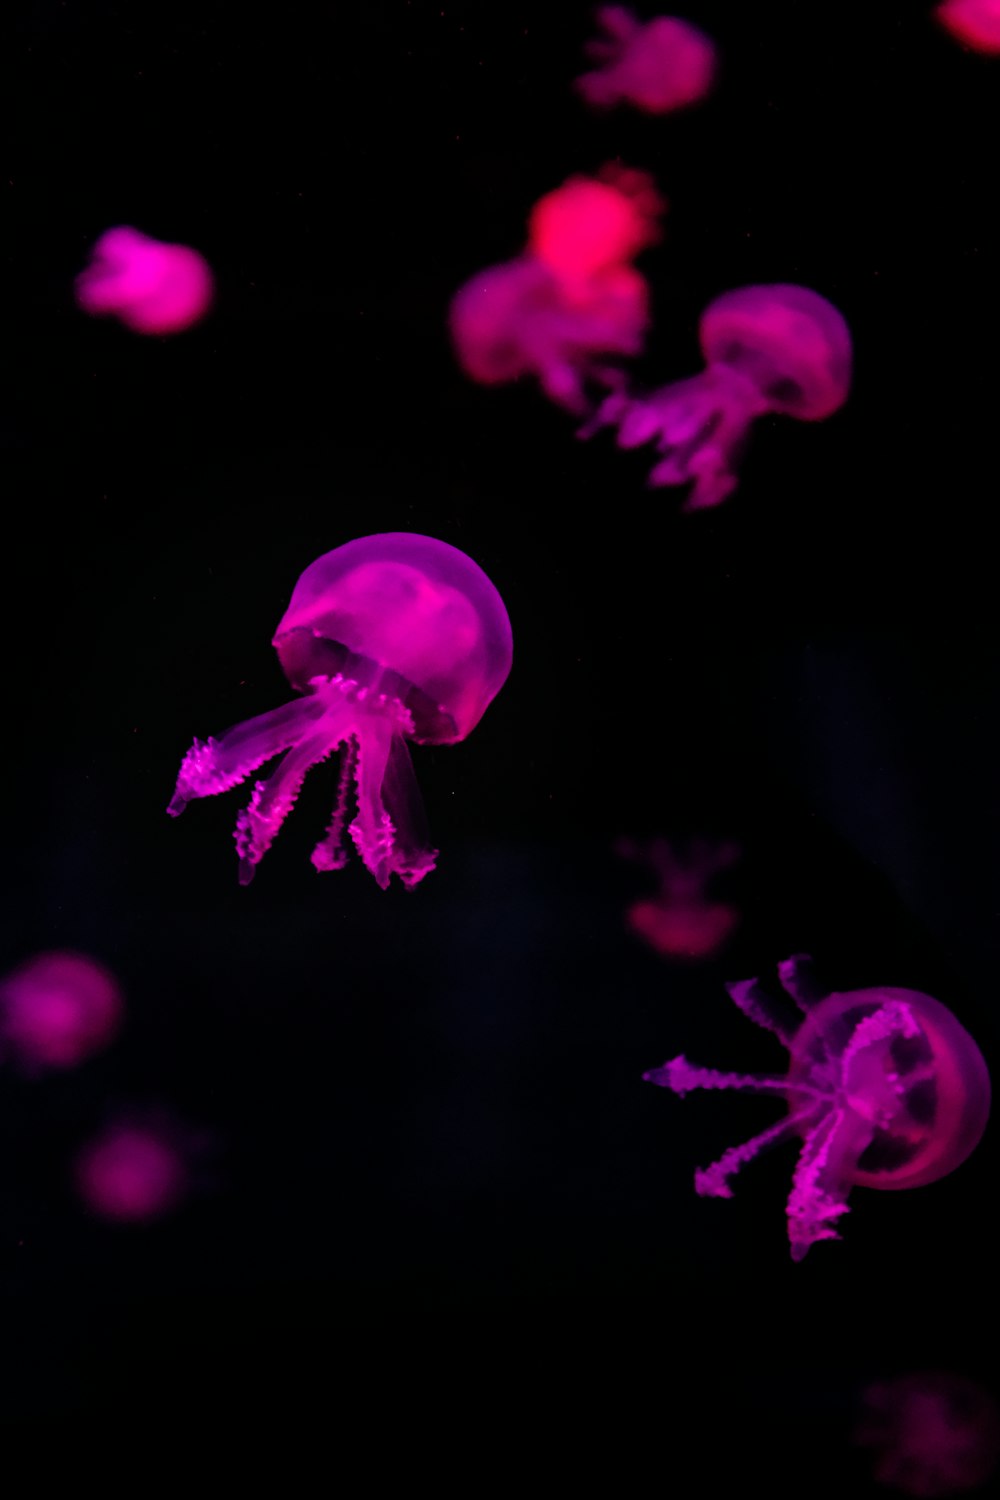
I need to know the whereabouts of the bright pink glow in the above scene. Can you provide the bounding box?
[528,168,664,282]
[617,837,740,960]
[937,0,1000,52]
[75,226,214,335]
[576,7,717,114]
[169,533,513,890]
[643,956,991,1260]
[856,1372,1000,1497]
[75,1124,187,1223]
[582,283,852,509]
[0,951,123,1072]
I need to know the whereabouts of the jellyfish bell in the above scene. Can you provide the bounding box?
[527,168,663,284]
[76,225,214,335]
[575,8,717,115]
[0,950,123,1072]
[937,0,1000,54]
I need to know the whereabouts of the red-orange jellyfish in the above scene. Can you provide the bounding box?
[937,0,1000,53]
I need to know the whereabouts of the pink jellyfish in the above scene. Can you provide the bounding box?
[643,956,991,1260]
[855,1372,1000,1497]
[75,226,214,335]
[169,533,512,890]
[74,1121,189,1223]
[575,7,717,114]
[582,283,852,510]
[617,837,740,960]
[0,951,123,1072]
[449,168,664,413]
[937,0,1000,53]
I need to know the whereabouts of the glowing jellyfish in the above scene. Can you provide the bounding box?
[169,533,512,890]
[582,283,852,509]
[450,168,664,413]
[937,0,1000,53]
[855,1372,1000,1497]
[643,956,991,1260]
[575,7,717,114]
[0,951,123,1072]
[617,837,740,960]
[74,1121,190,1223]
[76,226,214,335]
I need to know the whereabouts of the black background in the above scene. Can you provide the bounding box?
[0,0,997,1477]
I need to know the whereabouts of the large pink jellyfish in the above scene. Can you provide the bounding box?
[75,1122,189,1223]
[617,837,740,960]
[643,956,991,1260]
[169,533,513,890]
[582,283,852,509]
[450,168,664,413]
[575,7,717,114]
[75,226,214,335]
[0,951,123,1072]
[855,1372,1000,1497]
[937,0,1000,53]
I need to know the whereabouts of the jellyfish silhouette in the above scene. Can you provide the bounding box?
[75,1119,191,1223]
[575,7,717,114]
[582,283,852,509]
[617,837,740,960]
[76,226,214,335]
[169,533,513,889]
[643,956,991,1260]
[855,1372,1000,1497]
[937,0,1000,53]
[0,951,123,1072]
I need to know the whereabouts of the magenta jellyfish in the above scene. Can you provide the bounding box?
[937,0,1000,53]
[617,837,740,960]
[575,7,717,114]
[169,533,512,890]
[582,283,852,509]
[0,951,123,1072]
[855,1372,1000,1497]
[74,1121,189,1224]
[643,956,991,1260]
[75,226,214,335]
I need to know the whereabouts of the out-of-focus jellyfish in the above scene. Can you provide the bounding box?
[617,837,740,960]
[0,951,123,1072]
[169,533,513,890]
[76,226,214,334]
[75,1122,189,1223]
[855,1372,1000,1497]
[450,168,664,413]
[937,0,1000,53]
[643,956,991,1260]
[581,283,852,509]
[575,7,717,114]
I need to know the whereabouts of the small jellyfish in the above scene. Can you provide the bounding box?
[855,1372,1000,1497]
[617,837,740,960]
[575,7,717,114]
[169,533,513,890]
[74,1120,191,1223]
[937,0,1000,53]
[76,226,214,335]
[527,167,664,288]
[0,950,123,1072]
[582,283,852,510]
[643,956,991,1260]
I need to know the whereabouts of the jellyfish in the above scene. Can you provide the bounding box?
[0,951,123,1072]
[74,1121,191,1223]
[581,283,852,510]
[75,226,214,335]
[643,956,991,1260]
[937,0,1000,53]
[575,7,717,114]
[169,533,513,890]
[855,1372,1000,1497]
[617,837,740,960]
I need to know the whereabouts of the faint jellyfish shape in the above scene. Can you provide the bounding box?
[75,1122,188,1223]
[582,283,852,510]
[937,0,1000,53]
[617,836,740,960]
[76,226,214,335]
[168,533,513,890]
[643,955,991,1260]
[0,950,123,1072]
[575,7,717,114]
[855,1372,1000,1497]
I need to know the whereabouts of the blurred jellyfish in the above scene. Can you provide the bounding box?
[76,226,214,335]
[617,837,740,960]
[450,167,664,413]
[575,7,717,114]
[0,951,123,1073]
[169,533,513,890]
[643,956,991,1260]
[74,1119,192,1223]
[582,283,852,509]
[937,0,1000,53]
[855,1372,1000,1497]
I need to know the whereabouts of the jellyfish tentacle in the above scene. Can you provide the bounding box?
[235,730,345,885]
[311,736,359,873]
[167,694,328,815]
[725,977,797,1046]
[348,716,437,891]
[695,1109,813,1199]
[787,1108,858,1260]
[643,1054,792,1097]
